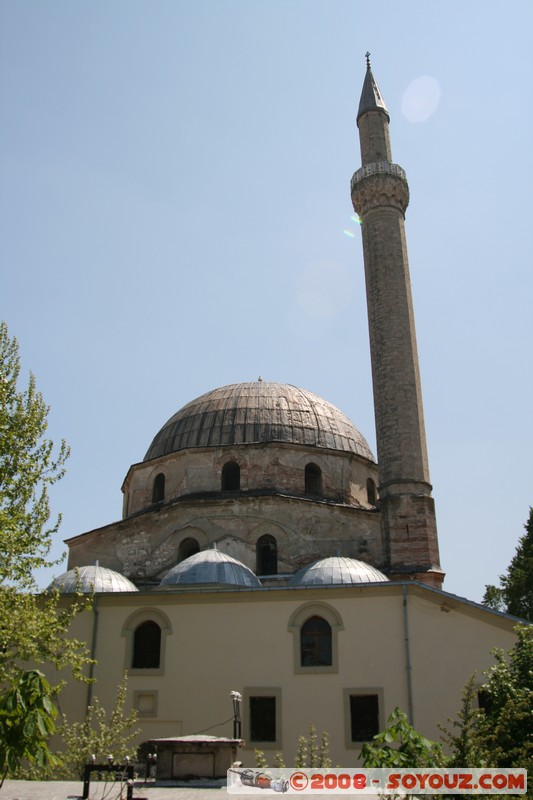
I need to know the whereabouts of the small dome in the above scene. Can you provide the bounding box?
[288,556,389,587]
[48,565,138,593]
[160,549,261,588]
[144,382,374,462]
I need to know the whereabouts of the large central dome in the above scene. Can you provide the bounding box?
[144,381,374,462]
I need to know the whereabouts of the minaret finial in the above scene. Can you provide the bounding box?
[357,54,389,123]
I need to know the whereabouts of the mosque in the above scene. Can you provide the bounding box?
[52,60,519,771]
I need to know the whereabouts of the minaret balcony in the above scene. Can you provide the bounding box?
[351,161,409,215]
[351,161,406,193]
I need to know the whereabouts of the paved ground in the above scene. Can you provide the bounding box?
[0,780,251,800]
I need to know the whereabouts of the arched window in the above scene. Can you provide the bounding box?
[256,534,277,576]
[288,603,343,674]
[152,473,165,503]
[178,537,200,562]
[123,609,171,675]
[300,615,332,667]
[222,461,240,491]
[305,463,322,496]
[132,620,161,669]
[366,478,377,505]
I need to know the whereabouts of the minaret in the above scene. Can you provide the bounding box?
[351,54,444,588]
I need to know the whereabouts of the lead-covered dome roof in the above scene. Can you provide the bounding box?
[288,556,388,587]
[160,550,261,588]
[48,565,139,593]
[145,381,374,462]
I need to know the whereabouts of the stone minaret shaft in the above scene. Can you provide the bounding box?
[351,58,443,588]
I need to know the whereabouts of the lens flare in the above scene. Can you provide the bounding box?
[343,214,361,238]
[402,76,441,123]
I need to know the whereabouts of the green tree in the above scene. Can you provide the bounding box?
[56,674,140,779]
[360,707,445,768]
[441,625,532,778]
[294,724,331,769]
[0,321,70,589]
[254,749,268,768]
[253,725,330,769]
[0,322,91,774]
[483,508,533,620]
[439,675,486,767]
[0,670,61,787]
[0,322,90,686]
[0,586,89,687]
[476,624,533,770]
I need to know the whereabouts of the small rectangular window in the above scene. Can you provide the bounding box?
[133,691,158,718]
[244,687,282,750]
[349,694,379,741]
[250,696,276,742]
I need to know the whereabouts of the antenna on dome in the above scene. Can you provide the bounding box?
[257,376,263,382]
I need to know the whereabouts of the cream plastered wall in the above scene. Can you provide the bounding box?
[54,583,519,767]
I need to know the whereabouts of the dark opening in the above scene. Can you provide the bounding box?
[132,621,161,669]
[221,461,240,491]
[178,537,200,562]
[249,696,276,742]
[300,615,332,667]
[477,689,493,714]
[256,534,278,575]
[305,463,322,496]
[366,478,377,505]
[349,694,379,741]
[152,473,165,503]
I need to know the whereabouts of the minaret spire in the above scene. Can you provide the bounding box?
[357,55,389,129]
[351,58,444,588]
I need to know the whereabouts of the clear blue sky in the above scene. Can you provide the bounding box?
[1,1,532,602]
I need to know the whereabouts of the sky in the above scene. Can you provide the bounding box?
[1,0,532,603]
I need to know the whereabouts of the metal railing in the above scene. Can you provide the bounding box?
[351,162,406,192]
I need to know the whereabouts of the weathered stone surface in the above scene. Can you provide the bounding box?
[144,383,373,461]
[67,487,381,586]
[124,440,376,517]
[353,74,443,587]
